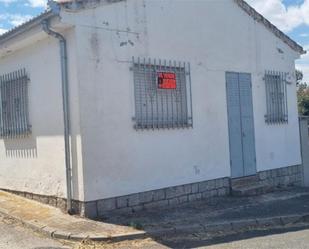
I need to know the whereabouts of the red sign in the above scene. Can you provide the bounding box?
[157,72,177,89]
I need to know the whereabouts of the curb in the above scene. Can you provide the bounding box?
[1,205,309,242]
[0,206,147,242]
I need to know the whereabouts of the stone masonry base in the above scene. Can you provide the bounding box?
[81,177,231,218]
[1,164,303,218]
[258,165,303,188]
[2,189,68,211]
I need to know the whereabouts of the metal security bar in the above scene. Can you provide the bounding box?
[132,57,193,130]
[0,69,31,138]
[264,71,288,124]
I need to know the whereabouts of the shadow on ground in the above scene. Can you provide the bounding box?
[154,224,309,248]
[98,188,309,248]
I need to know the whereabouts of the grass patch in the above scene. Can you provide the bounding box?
[128,221,144,230]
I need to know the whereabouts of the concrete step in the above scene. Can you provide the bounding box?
[232,183,275,197]
[231,175,260,188]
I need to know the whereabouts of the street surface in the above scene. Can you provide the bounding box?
[203,227,309,248]
[0,214,70,249]
[2,212,309,249]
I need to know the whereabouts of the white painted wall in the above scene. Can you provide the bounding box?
[253,23,301,172]
[61,0,302,201]
[0,26,84,200]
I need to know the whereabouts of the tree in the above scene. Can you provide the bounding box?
[296,69,304,86]
[296,70,309,115]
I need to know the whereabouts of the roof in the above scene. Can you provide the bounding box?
[0,0,306,55]
[0,10,55,44]
[234,0,306,55]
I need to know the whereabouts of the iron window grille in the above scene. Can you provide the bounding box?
[0,69,31,138]
[264,71,288,124]
[132,57,193,130]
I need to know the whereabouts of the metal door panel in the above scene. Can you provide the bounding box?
[239,73,256,176]
[226,72,244,178]
[226,72,256,178]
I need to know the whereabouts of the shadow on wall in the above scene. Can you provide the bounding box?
[4,137,37,158]
[3,133,80,201]
[71,134,79,200]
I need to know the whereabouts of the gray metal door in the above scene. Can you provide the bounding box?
[226,72,256,178]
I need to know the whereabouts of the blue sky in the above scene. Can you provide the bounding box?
[0,0,308,82]
[0,0,45,33]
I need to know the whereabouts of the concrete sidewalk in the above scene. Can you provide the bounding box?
[1,188,309,242]
[0,191,145,241]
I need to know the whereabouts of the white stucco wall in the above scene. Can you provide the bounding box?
[0,26,84,200]
[61,0,302,201]
[253,23,301,172]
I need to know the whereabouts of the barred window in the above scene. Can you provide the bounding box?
[132,57,193,130]
[0,69,31,138]
[264,71,288,124]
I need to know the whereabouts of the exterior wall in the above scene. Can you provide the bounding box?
[258,165,303,190]
[0,27,84,201]
[253,24,301,172]
[61,0,302,202]
[83,176,230,218]
[3,163,302,218]
[82,164,302,217]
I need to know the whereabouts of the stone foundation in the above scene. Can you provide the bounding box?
[80,177,231,218]
[1,165,303,218]
[1,189,68,212]
[258,165,303,188]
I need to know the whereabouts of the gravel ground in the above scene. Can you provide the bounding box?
[0,214,72,249]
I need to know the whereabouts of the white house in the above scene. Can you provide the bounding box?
[0,0,306,218]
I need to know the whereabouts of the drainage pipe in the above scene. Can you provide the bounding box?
[42,19,73,214]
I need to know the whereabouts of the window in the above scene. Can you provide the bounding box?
[0,69,31,138]
[132,57,193,129]
[264,71,288,124]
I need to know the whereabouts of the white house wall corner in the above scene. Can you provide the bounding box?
[0,0,304,211]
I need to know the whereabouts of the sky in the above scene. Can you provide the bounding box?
[247,0,309,82]
[0,0,308,82]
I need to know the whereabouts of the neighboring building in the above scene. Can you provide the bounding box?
[0,0,306,218]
